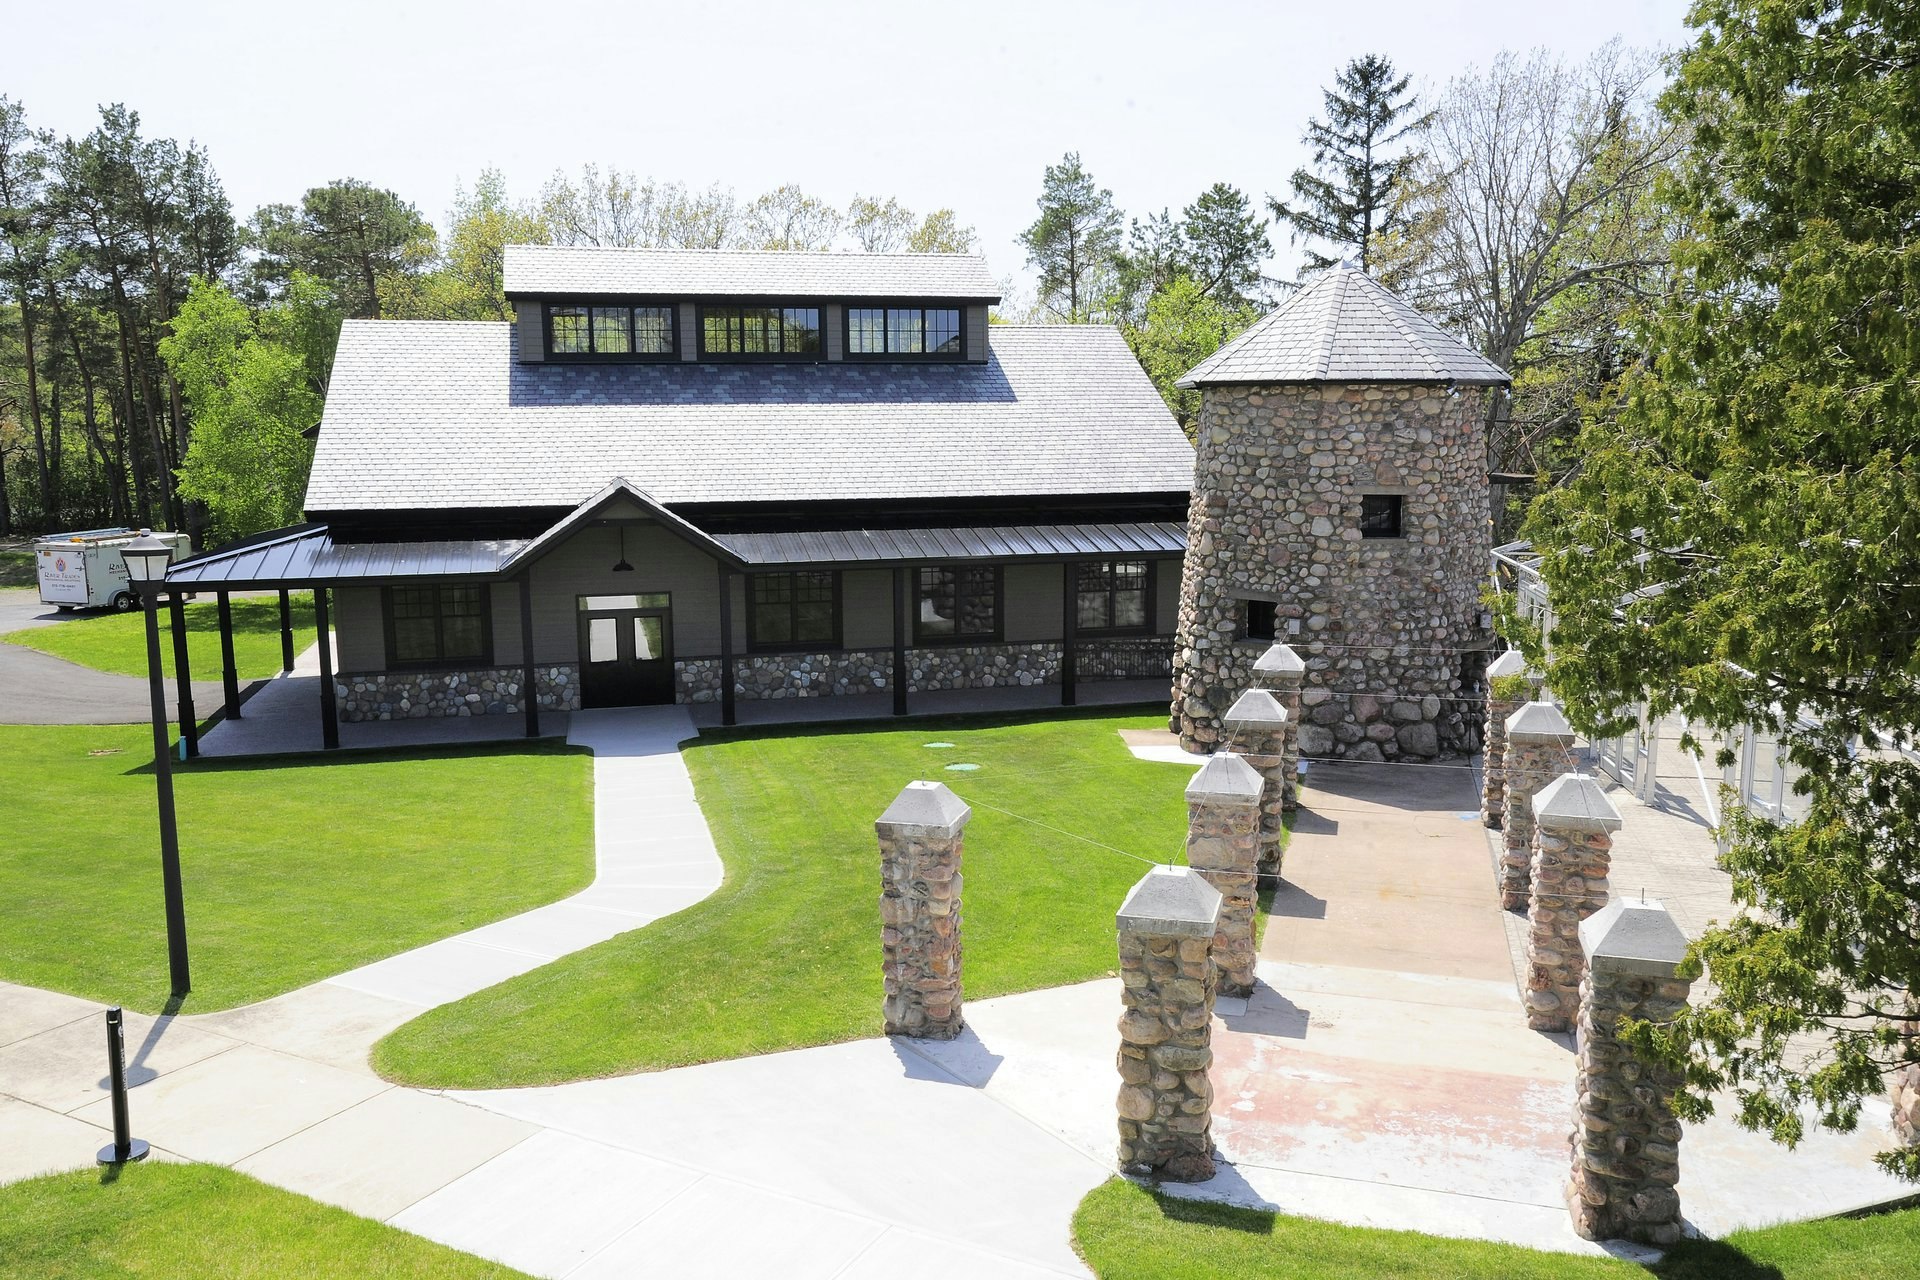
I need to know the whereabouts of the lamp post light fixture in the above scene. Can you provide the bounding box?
[121,532,191,997]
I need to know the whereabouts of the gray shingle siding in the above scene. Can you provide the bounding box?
[305,321,1192,511]
[1177,264,1509,388]
[504,244,1000,300]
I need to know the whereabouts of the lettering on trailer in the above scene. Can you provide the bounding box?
[37,549,88,604]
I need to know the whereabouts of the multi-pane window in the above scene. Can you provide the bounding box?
[848,307,963,357]
[1075,559,1150,633]
[749,571,839,648]
[388,585,489,667]
[702,306,822,356]
[916,565,999,642]
[546,304,675,357]
[1359,494,1404,539]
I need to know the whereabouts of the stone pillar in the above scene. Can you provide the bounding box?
[1502,701,1576,910]
[1525,774,1623,1032]
[1184,753,1262,997]
[876,781,970,1039]
[1567,899,1692,1245]
[1222,689,1290,876]
[1481,649,1542,828]
[1252,642,1305,811]
[1115,864,1223,1182]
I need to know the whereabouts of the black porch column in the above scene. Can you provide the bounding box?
[717,562,736,727]
[519,571,539,739]
[314,586,339,750]
[1061,559,1078,707]
[278,589,295,672]
[167,593,197,759]
[216,590,242,721]
[891,567,909,717]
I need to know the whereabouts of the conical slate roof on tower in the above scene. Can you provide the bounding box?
[1175,263,1509,388]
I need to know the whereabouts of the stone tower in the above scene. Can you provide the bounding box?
[1169,265,1509,761]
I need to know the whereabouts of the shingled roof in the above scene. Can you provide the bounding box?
[502,244,1001,300]
[304,321,1191,512]
[1176,264,1508,388]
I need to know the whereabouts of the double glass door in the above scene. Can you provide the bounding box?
[578,593,673,707]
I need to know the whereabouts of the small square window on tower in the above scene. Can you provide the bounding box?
[1359,494,1404,539]
[1243,599,1278,641]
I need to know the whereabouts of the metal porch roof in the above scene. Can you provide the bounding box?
[713,521,1187,566]
[165,527,528,588]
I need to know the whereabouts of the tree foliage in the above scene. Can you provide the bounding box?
[1123,275,1257,437]
[1271,54,1430,276]
[1179,183,1269,308]
[906,208,976,254]
[249,179,434,319]
[1020,152,1123,321]
[1517,0,1920,1180]
[742,183,842,251]
[162,276,318,542]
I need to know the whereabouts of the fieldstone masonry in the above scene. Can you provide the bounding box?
[1567,899,1693,1245]
[1115,865,1223,1182]
[337,665,580,722]
[1890,1036,1920,1150]
[1183,753,1263,997]
[1221,689,1290,875]
[1481,649,1543,828]
[1170,382,1491,761]
[1251,642,1304,811]
[1502,701,1577,910]
[1525,774,1623,1032]
[876,781,970,1040]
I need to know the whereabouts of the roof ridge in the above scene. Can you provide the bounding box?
[508,243,988,262]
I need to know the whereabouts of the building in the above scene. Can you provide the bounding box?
[162,246,1194,744]
[1168,264,1510,761]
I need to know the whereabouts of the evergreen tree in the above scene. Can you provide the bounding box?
[249,179,435,319]
[1271,54,1430,275]
[1180,183,1269,308]
[1518,0,1920,1180]
[1020,152,1122,321]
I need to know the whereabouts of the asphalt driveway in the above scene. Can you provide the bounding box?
[0,587,224,725]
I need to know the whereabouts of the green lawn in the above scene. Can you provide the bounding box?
[375,708,1200,1088]
[2,591,317,681]
[0,1163,532,1279]
[0,551,34,589]
[0,726,594,1012]
[1071,1178,1920,1280]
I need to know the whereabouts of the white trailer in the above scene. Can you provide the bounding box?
[34,528,192,612]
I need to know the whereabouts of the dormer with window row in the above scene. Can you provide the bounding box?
[503,245,998,365]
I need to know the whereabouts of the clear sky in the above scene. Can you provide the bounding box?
[3,0,1692,291]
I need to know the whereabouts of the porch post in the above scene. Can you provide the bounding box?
[216,590,242,721]
[1061,560,1077,707]
[519,571,539,739]
[717,563,736,727]
[277,588,295,673]
[891,567,909,717]
[167,592,197,759]
[314,586,338,750]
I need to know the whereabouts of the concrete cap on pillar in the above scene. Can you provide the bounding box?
[1486,649,1540,681]
[1117,864,1224,937]
[1534,773,1624,832]
[1185,752,1264,805]
[875,780,972,834]
[1506,700,1575,743]
[1579,898,1690,976]
[1253,642,1306,677]
[1222,688,1289,730]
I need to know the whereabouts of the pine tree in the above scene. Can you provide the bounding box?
[1020,152,1122,321]
[1271,54,1431,275]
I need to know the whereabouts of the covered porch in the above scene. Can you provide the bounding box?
[162,481,1187,756]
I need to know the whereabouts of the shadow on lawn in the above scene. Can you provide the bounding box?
[688,700,1172,748]
[117,738,590,777]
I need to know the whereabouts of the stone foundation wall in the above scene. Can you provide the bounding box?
[337,666,580,722]
[677,639,1164,703]
[1171,383,1491,761]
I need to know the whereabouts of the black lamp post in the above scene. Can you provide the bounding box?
[121,532,191,998]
